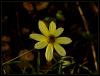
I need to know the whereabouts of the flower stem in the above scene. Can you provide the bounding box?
[58,61,62,74]
[37,51,40,74]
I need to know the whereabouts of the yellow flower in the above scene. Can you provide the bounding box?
[29,20,72,62]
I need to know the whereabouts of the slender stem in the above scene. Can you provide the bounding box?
[70,64,76,74]
[44,61,59,74]
[3,69,6,75]
[16,11,21,37]
[76,2,98,72]
[77,68,80,74]
[58,64,62,74]
[91,42,98,72]
[58,60,62,74]
[2,49,34,66]
[37,51,40,74]
[53,56,57,62]
[22,67,26,74]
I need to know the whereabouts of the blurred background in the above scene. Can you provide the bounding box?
[1,1,99,75]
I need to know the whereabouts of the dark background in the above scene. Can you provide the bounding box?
[1,1,99,74]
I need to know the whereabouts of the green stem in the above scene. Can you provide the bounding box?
[70,64,76,74]
[37,51,40,74]
[22,67,26,74]
[58,61,62,74]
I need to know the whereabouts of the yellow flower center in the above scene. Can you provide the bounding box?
[48,35,56,43]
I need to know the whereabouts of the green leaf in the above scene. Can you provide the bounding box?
[56,10,63,20]
[80,32,93,41]
[79,65,92,73]
[44,17,50,21]
[62,61,71,69]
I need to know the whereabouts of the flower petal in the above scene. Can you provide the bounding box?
[49,21,56,35]
[34,41,48,49]
[38,20,49,36]
[54,43,66,56]
[54,27,64,37]
[29,33,47,41]
[55,37,72,44]
[45,43,53,62]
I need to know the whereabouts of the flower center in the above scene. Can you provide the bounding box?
[48,35,56,43]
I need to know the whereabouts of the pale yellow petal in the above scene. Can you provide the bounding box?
[29,33,47,41]
[54,43,66,56]
[49,21,56,35]
[34,41,48,49]
[45,43,53,62]
[55,37,72,44]
[54,27,64,37]
[38,20,49,36]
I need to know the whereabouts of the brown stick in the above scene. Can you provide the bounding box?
[2,49,34,66]
[76,2,98,72]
